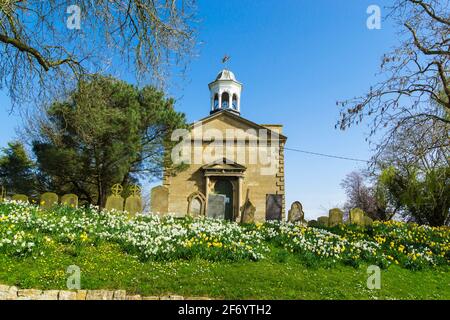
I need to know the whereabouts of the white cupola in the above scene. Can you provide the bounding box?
[208,69,243,115]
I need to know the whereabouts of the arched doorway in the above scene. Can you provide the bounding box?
[213,179,234,220]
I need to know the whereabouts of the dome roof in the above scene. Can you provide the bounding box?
[215,69,236,81]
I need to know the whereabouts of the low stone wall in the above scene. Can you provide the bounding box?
[0,285,211,300]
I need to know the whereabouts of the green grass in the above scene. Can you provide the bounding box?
[0,242,448,299]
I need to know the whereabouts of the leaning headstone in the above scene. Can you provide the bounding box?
[150,186,169,214]
[61,194,78,208]
[288,201,305,223]
[317,216,329,227]
[40,192,58,209]
[240,198,256,224]
[349,208,365,226]
[105,184,124,212]
[363,216,373,227]
[12,194,28,203]
[207,194,226,219]
[124,185,143,216]
[328,208,344,227]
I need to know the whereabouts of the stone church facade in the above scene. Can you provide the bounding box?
[151,69,287,222]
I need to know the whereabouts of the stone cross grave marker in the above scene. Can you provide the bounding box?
[105,184,124,212]
[125,185,143,216]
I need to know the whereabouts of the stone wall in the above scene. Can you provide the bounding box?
[0,284,211,300]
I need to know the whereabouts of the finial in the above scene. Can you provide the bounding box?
[221,54,231,68]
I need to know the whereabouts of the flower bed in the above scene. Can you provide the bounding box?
[0,201,448,269]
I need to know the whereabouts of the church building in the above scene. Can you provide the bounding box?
[151,69,287,222]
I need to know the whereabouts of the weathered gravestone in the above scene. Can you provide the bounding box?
[105,184,124,212]
[328,208,344,227]
[363,216,373,227]
[187,192,206,217]
[317,216,329,227]
[12,194,28,203]
[349,208,365,226]
[150,185,169,214]
[240,198,256,224]
[61,194,78,208]
[266,194,282,221]
[40,192,58,209]
[124,185,143,216]
[287,201,305,223]
[207,194,226,219]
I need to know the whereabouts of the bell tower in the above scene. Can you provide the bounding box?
[208,69,243,115]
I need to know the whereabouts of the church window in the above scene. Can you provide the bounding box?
[213,94,219,109]
[221,92,229,109]
[232,94,238,109]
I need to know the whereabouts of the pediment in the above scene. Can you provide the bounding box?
[190,110,287,141]
[202,158,246,171]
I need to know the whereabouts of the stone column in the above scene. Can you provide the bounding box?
[218,92,222,110]
[205,176,210,215]
[237,176,243,221]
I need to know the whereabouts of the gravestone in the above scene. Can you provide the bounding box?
[287,201,305,223]
[363,216,373,227]
[349,208,365,226]
[187,192,206,217]
[317,216,329,227]
[150,186,169,214]
[124,185,143,216]
[61,194,78,208]
[240,198,256,224]
[105,184,124,212]
[12,194,28,203]
[266,194,282,221]
[125,195,143,215]
[189,197,202,216]
[328,208,344,227]
[40,192,58,209]
[207,194,226,219]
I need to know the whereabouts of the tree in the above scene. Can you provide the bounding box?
[31,75,186,207]
[337,0,449,160]
[0,141,37,195]
[340,171,397,221]
[0,0,196,106]
[379,166,450,226]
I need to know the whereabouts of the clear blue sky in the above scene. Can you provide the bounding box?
[0,0,397,219]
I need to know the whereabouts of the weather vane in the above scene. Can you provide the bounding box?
[222,54,231,68]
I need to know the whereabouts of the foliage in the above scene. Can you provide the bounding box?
[1,201,448,270]
[0,0,197,106]
[340,171,397,221]
[31,75,186,207]
[337,0,449,163]
[379,166,450,226]
[0,142,37,196]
